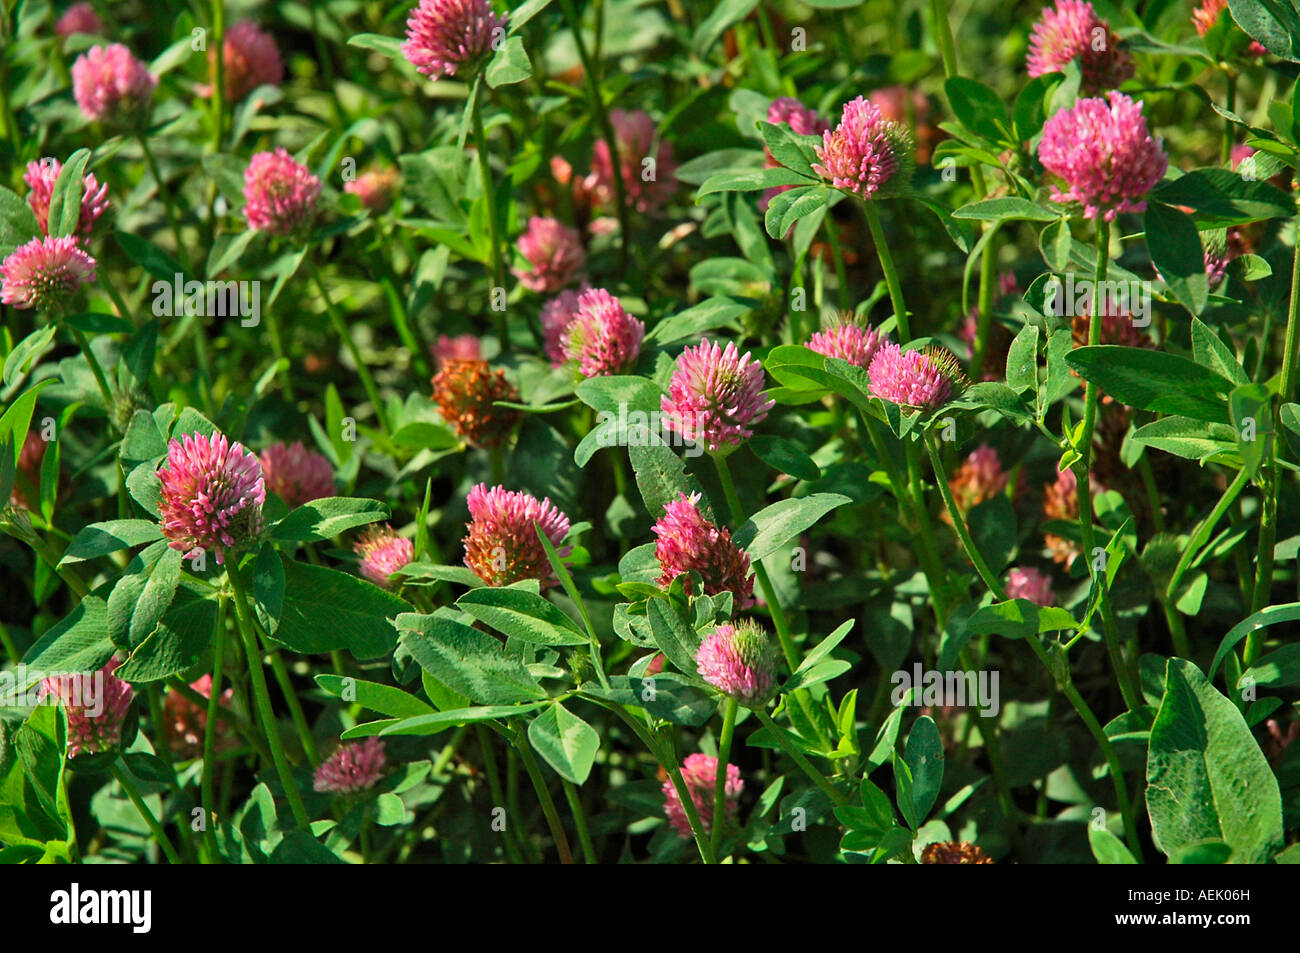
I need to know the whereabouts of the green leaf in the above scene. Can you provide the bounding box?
[1152,168,1294,227]
[374,703,544,737]
[693,0,760,55]
[575,375,662,414]
[528,701,600,784]
[346,33,405,59]
[315,674,435,719]
[732,493,851,561]
[1146,658,1282,864]
[398,612,548,704]
[965,598,1041,639]
[59,520,163,565]
[757,122,819,178]
[0,185,41,259]
[252,543,285,634]
[748,435,821,481]
[904,716,944,825]
[485,35,531,88]
[645,599,701,677]
[270,497,390,543]
[455,587,589,646]
[628,435,705,522]
[1066,346,1233,422]
[116,583,219,682]
[1004,323,1039,394]
[1227,0,1300,62]
[271,558,407,659]
[127,547,182,648]
[20,593,115,678]
[115,231,189,283]
[646,298,750,345]
[46,150,91,239]
[944,77,1009,142]
[3,326,57,387]
[952,198,1059,223]
[1242,644,1300,688]
[1209,604,1300,680]
[1190,317,1249,385]
[1145,202,1208,315]
[696,167,812,199]
[1089,827,1138,864]
[583,674,716,727]
[1230,383,1271,478]
[892,752,916,830]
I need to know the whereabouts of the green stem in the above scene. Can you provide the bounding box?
[111,761,181,864]
[928,0,960,77]
[822,216,851,313]
[265,642,320,765]
[1076,220,1142,709]
[712,454,797,668]
[1248,211,1300,661]
[562,779,597,864]
[136,135,187,268]
[200,594,227,863]
[69,327,116,426]
[601,702,714,863]
[710,698,738,860]
[210,0,225,152]
[559,0,631,276]
[1024,637,1142,860]
[753,708,848,806]
[228,566,310,830]
[471,80,509,351]
[510,727,574,864]
[862,202,909,342]
[308,257,389,435]
[905,440,952,626]
[475,724,524,864]
[1166,466,1251,608]
[925,433,1006,598]
[969,235,998,382]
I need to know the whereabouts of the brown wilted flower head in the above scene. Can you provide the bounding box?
[432,359,520,448]
[921,840,993,864]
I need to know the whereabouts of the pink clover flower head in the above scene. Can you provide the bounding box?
[354,525,415,588]
[652,492,754,608]
[56,3,101,38]
[40,658,134,758]
[560,288,645,376]
[512,216,585,293]
[1005,566,1057,607]
[313,738,388,794]
[696,619,779,706]
[24,157,110,239]
[218,20,284,100]
[806,314,888,368]
[463,483,572,586]
[259,441,336,508]
[402,0,505,79]
[0,235,96,310]
[72,44,157,124]
[243,147,322,235]
[156,430,266,565]
[661,753,742,838]
[867,342,966,411]
[661,339,774,454]
[812,96,914,201]
[1038,91,1168,222]
[1026,0,1134,92]
[591,109,678,214]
